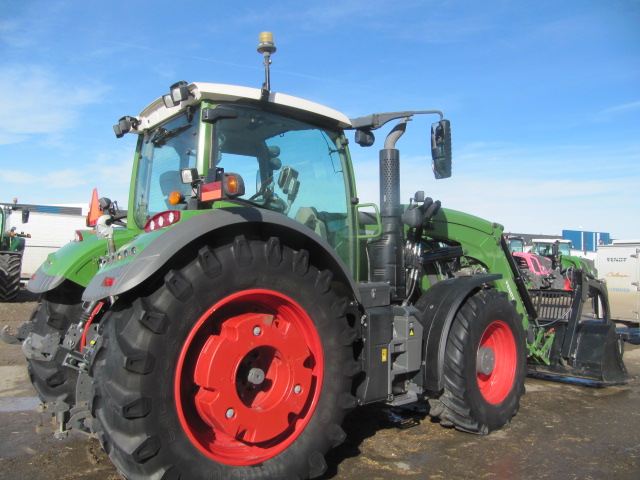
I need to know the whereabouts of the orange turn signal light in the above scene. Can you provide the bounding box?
[226,176,239,194]
[168,190,184,205]
[222,173,245,198]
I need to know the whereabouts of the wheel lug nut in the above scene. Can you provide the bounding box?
[226,408,235,419]
[294,384,301,394]
[253,326,261,336]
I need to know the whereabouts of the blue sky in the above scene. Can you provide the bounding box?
[1,0,639,239]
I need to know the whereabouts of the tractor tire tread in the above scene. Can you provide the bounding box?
[429,289,526,435]
[0,254,22,302]
[26,285,83,403]
[91,239,353,480]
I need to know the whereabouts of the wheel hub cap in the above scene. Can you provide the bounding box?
[175,289,324,465]
[193,312,313,444]
[476,346,495,375]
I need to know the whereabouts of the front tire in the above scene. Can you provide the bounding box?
[92,236,355,480]
[430,288,526,434]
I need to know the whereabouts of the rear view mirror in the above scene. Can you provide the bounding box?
[355,129,375,147]
[21,209,29,224]
[431,119,452,179]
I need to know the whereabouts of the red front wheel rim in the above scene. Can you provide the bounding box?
[174,289,324,465]
[476,320,517,405]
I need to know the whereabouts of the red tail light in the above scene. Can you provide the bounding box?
[144,211,181,232]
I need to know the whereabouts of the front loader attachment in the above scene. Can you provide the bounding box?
[527,270,629,386]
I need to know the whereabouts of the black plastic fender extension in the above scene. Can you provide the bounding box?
[416,274,502,392]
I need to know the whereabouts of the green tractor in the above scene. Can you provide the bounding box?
[3,33,629,480]
[531,238,597,276]
[0,199,30,302]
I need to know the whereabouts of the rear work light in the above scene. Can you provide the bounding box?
[144,211,181,233]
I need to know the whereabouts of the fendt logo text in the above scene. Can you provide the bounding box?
[607,258,627,262]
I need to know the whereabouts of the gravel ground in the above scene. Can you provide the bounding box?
[0,287,638,480]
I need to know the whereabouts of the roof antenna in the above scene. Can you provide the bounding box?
[257,32,276,101]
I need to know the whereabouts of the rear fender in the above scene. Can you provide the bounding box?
[28,230,136,294]
[82,207,360,303]
[417,274,501,392]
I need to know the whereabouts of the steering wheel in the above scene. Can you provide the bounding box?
[249,176,274,202]
[247,177,288,213]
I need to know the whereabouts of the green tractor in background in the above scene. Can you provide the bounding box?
[0,199,30,301]
[531,238,597,276]
[3,33,630,480]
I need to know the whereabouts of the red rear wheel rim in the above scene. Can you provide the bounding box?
[174,289,323,465]
[476,320,517,405]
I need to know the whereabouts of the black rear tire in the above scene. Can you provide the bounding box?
[429,289,526,434]
[27,283,83,403]
[92,236,355,480]
[0,253,22,302]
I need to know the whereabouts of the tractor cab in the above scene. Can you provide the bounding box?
[116,82,361,276]
[505,235,525,253]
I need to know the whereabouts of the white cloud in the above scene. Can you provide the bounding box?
[0,65,105,145]
[351,138,640,239]
[0,19,35,49]
[0,170,37,184]
[47,169,91,188]
[603,101,640,115]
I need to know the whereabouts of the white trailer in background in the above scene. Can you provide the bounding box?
[596,240,640,323]
[8,205,87,280]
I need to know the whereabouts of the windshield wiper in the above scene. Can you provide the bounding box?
[148,124,192,147]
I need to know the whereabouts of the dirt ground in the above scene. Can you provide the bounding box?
[0,288,638,480]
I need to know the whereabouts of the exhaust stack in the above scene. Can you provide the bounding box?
[369,119,408,301]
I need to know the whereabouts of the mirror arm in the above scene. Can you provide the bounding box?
[350,110,443,131]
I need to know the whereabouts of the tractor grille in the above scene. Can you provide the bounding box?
[529,289,574,322]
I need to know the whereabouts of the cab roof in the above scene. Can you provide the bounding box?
[135,82,352,132]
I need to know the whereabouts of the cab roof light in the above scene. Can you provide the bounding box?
[113,116,140,138]
[257,32,276,101]
[163,81,190,108]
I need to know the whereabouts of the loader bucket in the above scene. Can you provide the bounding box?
[529,321,628,386]
[527,269,629,387]
[571,321,628,383]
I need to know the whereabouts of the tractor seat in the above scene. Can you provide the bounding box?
[294,207,328,240]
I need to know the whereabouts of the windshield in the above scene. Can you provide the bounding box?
[532,241,571,256]
[532,242,552,256]
[132,107,199,228]
[211,105,356,270]
[508,239,524,252]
